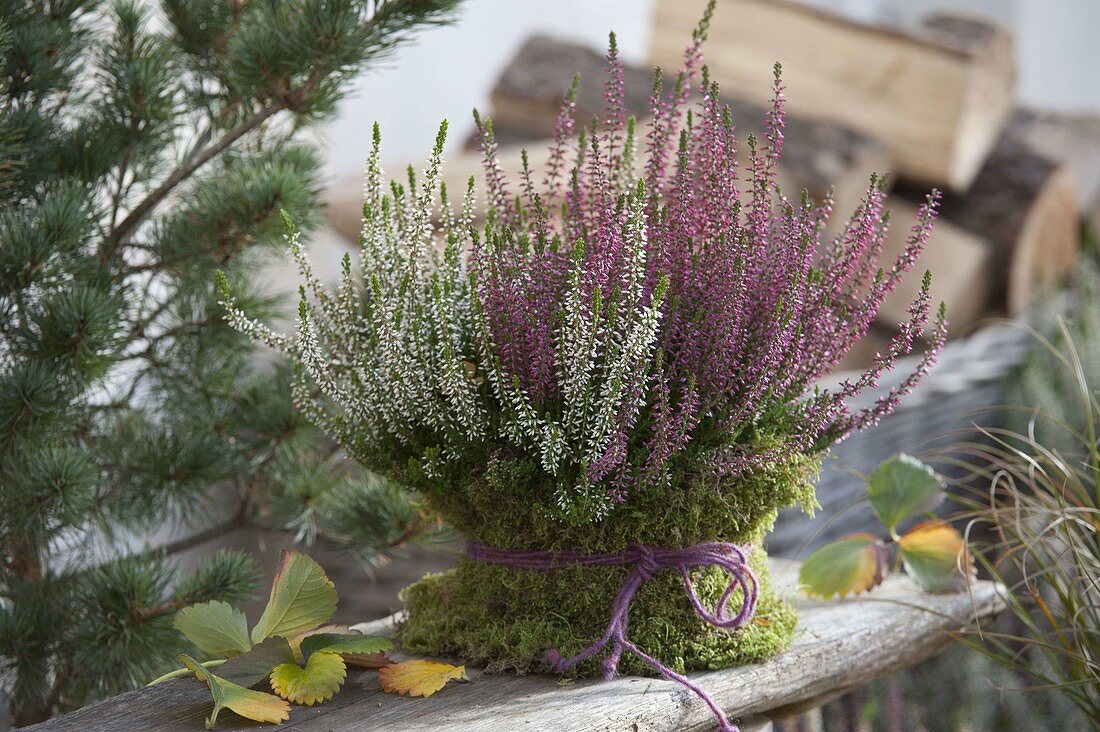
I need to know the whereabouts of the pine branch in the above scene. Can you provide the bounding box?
[103,102,281,254]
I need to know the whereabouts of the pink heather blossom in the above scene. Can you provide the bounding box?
[471,18,946,493]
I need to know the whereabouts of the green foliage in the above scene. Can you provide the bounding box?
[398,454,817,676]
[799,455,972,598]
[180,654,290,730]
[251,551,338,644]
[174,602,252,658]
[0,0,459,723]
[867,454,944,535]
[955,280,1100,724]
[157,552,392,727]
[798,535,887,599]
[1005,257,1100,459]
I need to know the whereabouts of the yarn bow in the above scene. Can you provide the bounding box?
[466,541,759,732]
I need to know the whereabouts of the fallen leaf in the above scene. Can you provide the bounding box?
[867,454,944,534]
[289,624,352,652]
[180,654,290,729]
[251,550,337,644]
[343,651,394,669]
[897,520,974,593]
[799,533,889,599]
[270,651,347,706]
[217,637,296,688]
[173,601,252,658]
[379,660,468,698]
[300,632,392,661]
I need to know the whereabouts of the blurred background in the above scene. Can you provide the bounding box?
[318,0,1100,180]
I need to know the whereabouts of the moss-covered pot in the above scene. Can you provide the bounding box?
[398,452,820,677]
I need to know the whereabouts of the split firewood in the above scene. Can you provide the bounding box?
[478,35,889,224]
[1006,108,1100,219]
[897,136,1079,315]
[878,201,992,338]
[649,0,1016,191]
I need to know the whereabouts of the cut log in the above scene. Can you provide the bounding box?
[478,36,889,225]
[878,201,993,338]
[649,0,1016,190]
[489,35,655,140]
[897,137,1079,315]
[1006,108,1100,215]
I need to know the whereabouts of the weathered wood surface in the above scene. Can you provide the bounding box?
[30,560,1002,732]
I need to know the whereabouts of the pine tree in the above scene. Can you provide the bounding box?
[0,0,459,724]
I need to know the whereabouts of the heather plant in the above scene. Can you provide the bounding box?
[224,23,946,529]
[222,4,947,725]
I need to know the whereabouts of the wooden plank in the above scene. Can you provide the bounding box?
[650,0,1016,190]
[30,560,1002,732]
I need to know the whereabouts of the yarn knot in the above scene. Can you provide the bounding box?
[628,542,660,580]
[466,540,759,732]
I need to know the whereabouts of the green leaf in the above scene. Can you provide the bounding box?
[898,520,974,593]
[270,651,347,706]
[799,533,889,599]
[300,632,392,661]
[867,454,943,533]
[174,600,252,658]
[251,551,337,644]
[180,654,290,729]
[218,636,296,688]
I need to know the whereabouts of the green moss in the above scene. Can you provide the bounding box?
[400,545,796,676]
[397,452,819,676]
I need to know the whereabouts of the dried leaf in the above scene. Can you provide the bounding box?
[251,550,337,644]
[799,533,889,599]
[867,454,943,533]
[300,632,392,661]
[343,651,394,669]
[180,654,290,729]
[173,601,251,658]
[378,660,468,698]
[270,651,347,706]
[217,637,296,688]
[898,520,974,593]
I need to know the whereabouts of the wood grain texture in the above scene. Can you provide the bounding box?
[650,0,1016,189]
[30,560,1002,732]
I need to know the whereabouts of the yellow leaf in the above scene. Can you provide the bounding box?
[270,651,346,706]
[798,533,889,599]
[179,654,290,729]
[251,551,337,644]
[897,520,974,593]
[378,660,468,698]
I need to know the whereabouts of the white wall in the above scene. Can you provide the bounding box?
[318,0,653,182]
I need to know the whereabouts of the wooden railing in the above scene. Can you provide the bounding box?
[27,560,1002,732]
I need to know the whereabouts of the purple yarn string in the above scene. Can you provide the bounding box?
[465,541,760,732]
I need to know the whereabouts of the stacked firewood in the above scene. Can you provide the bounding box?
[326,0,1100,370]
